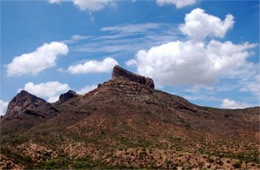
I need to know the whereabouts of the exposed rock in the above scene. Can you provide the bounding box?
[5,90,47,117]
[145,78,155,89]
[2,90,59,134]
[112,65,155,89]
[58,90,78,104]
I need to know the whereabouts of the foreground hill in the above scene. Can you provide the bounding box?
[1,66,259,169]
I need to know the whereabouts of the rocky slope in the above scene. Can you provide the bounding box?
[1,65,259,169]
[2,90,59,134]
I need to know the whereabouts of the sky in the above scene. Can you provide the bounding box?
[0,0,259,115]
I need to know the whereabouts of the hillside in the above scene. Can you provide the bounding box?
[1,65,259,169]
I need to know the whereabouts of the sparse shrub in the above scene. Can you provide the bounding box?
[186,165,194,169]
[42,155,71,169]
[207,156,214,163]
[200,168,207,170]
[232,160,241,168]
[24,155,33,163]
[216,159,223,165]
[73,160,91,169]
[44,159,59,169]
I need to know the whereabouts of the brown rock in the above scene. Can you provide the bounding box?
[58,90,78,104]
[112,65,155,89]
[5,90,47,117]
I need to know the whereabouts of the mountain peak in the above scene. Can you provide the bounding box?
[5,90,46,117]
[17,90,35,98]
[58,90,78,103]
[112,65,155,89]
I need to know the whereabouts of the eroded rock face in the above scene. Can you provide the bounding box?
[4,90,59,120]
[58,90,78,104]
[5,90,47,117]
[112,65,155,89]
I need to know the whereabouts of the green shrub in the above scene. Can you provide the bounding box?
[73,160,92,168]
[44,159,59,169]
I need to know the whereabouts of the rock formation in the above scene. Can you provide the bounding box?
[3,90,59,125]
[5,90,47,118]
[58,90,78,104]
[112,65,155,89]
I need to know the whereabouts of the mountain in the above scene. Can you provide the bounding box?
[2,90,59,134]
[1,66,259,169]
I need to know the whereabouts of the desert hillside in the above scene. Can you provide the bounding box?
[1,66,259,169]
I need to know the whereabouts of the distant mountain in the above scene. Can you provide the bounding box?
[1,66,259,169]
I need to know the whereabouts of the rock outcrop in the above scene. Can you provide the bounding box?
[4,90,58,120]
[112,65,155,89]
[5,90,47,117]
[58,90,78,104]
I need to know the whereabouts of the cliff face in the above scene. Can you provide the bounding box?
[112,65,155,89]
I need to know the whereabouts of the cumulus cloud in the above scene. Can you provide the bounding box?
[220,98,251,109]
[6,42,69,77]
[127,8,256,87]
[126,59,137,66]
[157,0,197,8]
[0,100,9,116]
[77,85,97,94]
[18,81,70,103]
[68,57,118,74]
[179,8,234,41]
[48,0,113,11]
[132,40,256,86]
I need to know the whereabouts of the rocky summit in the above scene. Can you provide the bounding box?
[112,65,155,89]
[0,66,259,169]
[57,90,78,104]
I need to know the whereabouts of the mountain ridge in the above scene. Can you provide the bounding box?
[1,65,259,169]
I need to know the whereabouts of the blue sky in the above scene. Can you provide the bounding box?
[0,0,259,114]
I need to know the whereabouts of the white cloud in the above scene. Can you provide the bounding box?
[126,59,137,66]
[6,42,69,77]
[220,98,251,109]
[19,81,70,103]
[18,82,99,102]
[184,95,218,102]
[48,0,61,3]
[0,100,8,116]
[48,0,113,11]
[68,57,118,74]
[73,23,180,55]
[101,23,161,33]
[157,0,197,8]
[63,35,93,44]
[131,40,256,86]
[77,85,97,94]
[240,74,260,95]
[127,8,256,87]
[179,8,234,41]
